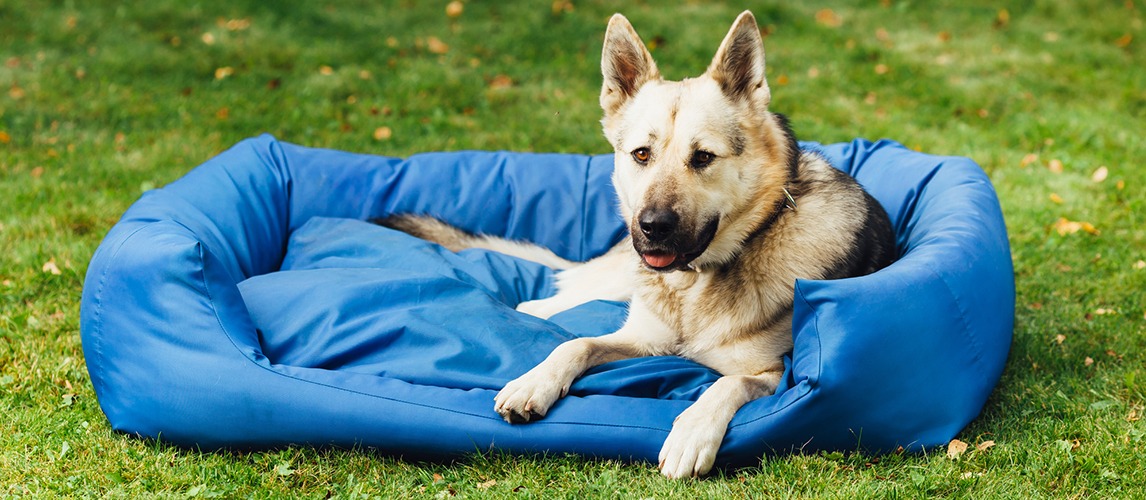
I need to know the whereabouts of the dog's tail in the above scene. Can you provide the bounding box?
[372,214,578,270]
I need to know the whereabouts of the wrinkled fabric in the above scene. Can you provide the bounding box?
[80,134,1013,466]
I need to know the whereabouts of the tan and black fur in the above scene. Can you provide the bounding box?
[377,11,895,479]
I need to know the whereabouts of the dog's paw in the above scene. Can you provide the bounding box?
[657,406,726,479]
[515,297,568,320]
[494,370,568,424]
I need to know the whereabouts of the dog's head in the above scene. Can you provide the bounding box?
[600,11,797,273]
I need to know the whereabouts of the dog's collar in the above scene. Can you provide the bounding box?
[782,186,798,211]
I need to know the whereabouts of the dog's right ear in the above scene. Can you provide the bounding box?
[600,14,661,116]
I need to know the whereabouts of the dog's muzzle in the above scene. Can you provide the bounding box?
[632,212,719,272]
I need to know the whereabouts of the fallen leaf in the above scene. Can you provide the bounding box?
[865,92,877,105]
[1115,34,1132,48]
[976,440,995,451]
[359,70,372,79]
[875,64,889,74]
[1031,302,1043,309]
[489,74,513,89]
[216,107,229,119]
[776,75,789,85]
[1049,193,1063,203]
[1052,218,1081,235]
[946,439,968,459]
[1044,32,1060,42]
[201,32,216,45]
[1106,350,1121,359]
[477,480,496,489]
[427,36,449,54]
[1135,260,1145,269]
[226,18,250,31]
[373,127,392,140]
[116,132,126,143]
[1048,159,1063,173]
[75,68,85,79]
[1080,222,1099,235]
[446,1,464,17]
[267,78,280,90]
[43,260,62,275]
[0,131,9,143]
[807,67,820,78]
[1091,166,1108,182]
[432,473,445,484]
[31,166,44,178]
[319,65,334,75]
[1055,334,1066,344]
[938,30,952,42]
[815,9,843,28]
[1117,180,1124,190]
[876,28,890,41]
[994,9,1010,28]
[9,86,25,100]
[1085,357,1094,366]
[215,66,234,79]
[4,57,18,68]
[977,108,989,118]
[552,1,574,14]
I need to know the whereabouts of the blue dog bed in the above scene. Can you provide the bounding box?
[80,134,1012,465]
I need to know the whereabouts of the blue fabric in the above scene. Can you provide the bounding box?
[80,134,1013,466]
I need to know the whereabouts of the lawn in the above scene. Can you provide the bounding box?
[2,0,1145,497]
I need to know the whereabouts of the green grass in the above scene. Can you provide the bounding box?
[2,0,1145,497]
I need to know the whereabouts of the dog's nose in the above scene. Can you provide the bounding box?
[639,208,679,241]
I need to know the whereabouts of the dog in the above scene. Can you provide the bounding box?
[377,10,896,478]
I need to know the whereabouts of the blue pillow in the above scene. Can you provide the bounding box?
[80,134,1012,465]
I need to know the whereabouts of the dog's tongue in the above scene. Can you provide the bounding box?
[643,253,677,268]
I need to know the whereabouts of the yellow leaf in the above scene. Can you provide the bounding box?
[1048,159,1063,173]
[976,440,996,451]
[1091,166,1108,182]
[874,64,889,74]
[947,439,968,459]
[0,131,9,143]
[42,260,62,275]
[1115,34,1132,48]
[776,75,789,85]
[427,36,449,54]
[214,66,234,80]
[201,32,215,45]
[1134,260,1145,269]
[1049,193,1062,204]
[815,9,843,28]
[1055,334,1066,344]
[446,1,463,17]
[373,127,392,140]
[319,65,334,75]
[1020,153,1038,167]
[1085,357,1094,366]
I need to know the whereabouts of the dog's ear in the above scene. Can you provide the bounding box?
[708,11,770,107]
[600,14,661,115]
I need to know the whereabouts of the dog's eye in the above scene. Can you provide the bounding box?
[631,148,650,165]
[690,150,715,169]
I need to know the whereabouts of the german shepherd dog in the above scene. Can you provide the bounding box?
[378,11,896,478]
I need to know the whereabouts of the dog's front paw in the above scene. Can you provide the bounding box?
[515,297,568,320]
[657,406,727,479]
[494,370,568,424]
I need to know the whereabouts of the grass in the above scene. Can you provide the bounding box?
[2,0,1145,497]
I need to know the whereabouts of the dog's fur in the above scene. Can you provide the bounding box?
[377,11,895,478]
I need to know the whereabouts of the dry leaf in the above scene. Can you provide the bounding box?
[319,65,334,75]
[489,74,513,90]
[1052,218,1090,236]
[43,260,62,275]
[815,9,843,28]
[776,75,789,85]
[115,132,126,143]
[1127,409,1141,422]
[977,109,989,118]
[226,19,250,31]
[0,131,9,143]
[938,30,952,42]
[446,1,464,17]
[876,28,890,41]
[4,57,18,68]
[874,64,889,74]
[976,440,996,451]
[215,66,234,79]
[477,480,496,489]
[216,107,229,119]
[432,473,444,484]
[1115,34,1132,48]
[947,439,968,459]
[1080,222,1099,235]
[9,86,25,100]
[1117,180,1124,190]
[865,92,877,105]
[807,67,820,78]
[201,32,216,45]
[1048,159,1063,173]
[1134,260,1145,269]
[1055,334,1066,344]
[1044,32,1060,42]
[1085,357,1094,367]
[373,127,392,140]
[31,166,44,178]
[1049,193,1062,204]
[1091,166,1108,182]
[552,1,574,14]
[359,70,372,79]
[427,36,449,54]
[386,37,399,48]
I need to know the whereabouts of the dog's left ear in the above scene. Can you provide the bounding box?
[708,11,770,107]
